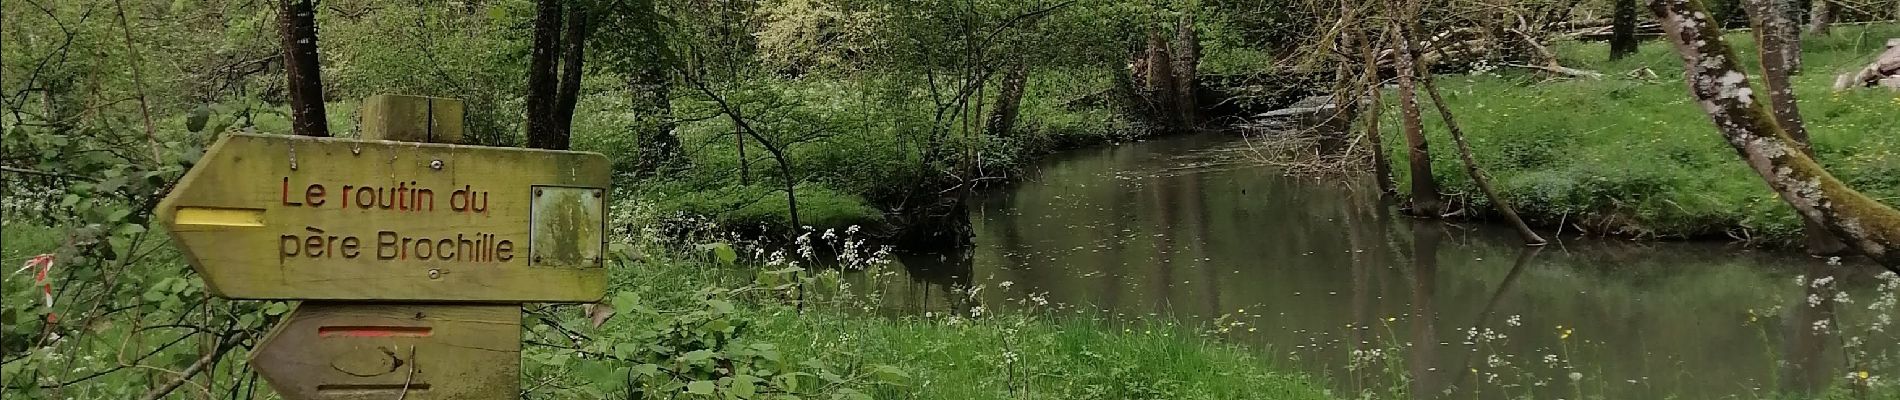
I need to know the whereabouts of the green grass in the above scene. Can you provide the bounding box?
[1380,23,1900,243]
[1,221,1329,398]
[747,307,1329,399]
[524,230,1333,399]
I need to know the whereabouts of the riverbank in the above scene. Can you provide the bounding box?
[524,237,1337,400]
[1373,24,1900,247]
[0,223,1334,399]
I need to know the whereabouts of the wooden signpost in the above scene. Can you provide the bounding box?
[158,95,609,399]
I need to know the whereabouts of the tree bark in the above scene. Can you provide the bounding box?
[1142,27,1180,130]
[1418,67,1548,245]
[1806,0,1836,34]
[552,2,589,144]
[526,0,564,149]
[986,61,1030,137]
[1172,14,1201,128]
[1393,21,1443,216]
[1650,0,1900,273]
[1362,27,1397,198]
[1746,0,1847,255]
[278,0,329,137]
[1748,0,1804,74]
[1612,0,1641,60]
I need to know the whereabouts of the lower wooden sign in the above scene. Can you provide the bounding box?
[251,302,520,400]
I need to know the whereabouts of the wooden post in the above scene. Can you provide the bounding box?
[159,94,610,399]
[251,95,521,400]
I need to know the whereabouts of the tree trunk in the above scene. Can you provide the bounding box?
[552,3,589,144]
[1650,0,1900,273]
[1746,0,1847,255]
[986,61,1030,137]
[1142,27,1180,130]
[1393,22,1443,216]
[1418,67,1548,245]
[1612,0,1641,60]
[1806,0,1836,34]
[736,128,750,185]
[1172,14,1201,128]
[630,67,682,178]
[1748,0,1804,74]
[1362,28,1398,198]
[278,0,328,137]
[526,0,564,149]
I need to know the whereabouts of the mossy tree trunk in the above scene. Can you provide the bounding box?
[1650,0,1900,272]
[986,61,1030,137]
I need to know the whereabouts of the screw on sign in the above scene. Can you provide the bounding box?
[156,95,610,399]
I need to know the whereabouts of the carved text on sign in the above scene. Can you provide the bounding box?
[276,178,514,262]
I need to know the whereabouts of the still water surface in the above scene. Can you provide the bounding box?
[866,133,1897,399]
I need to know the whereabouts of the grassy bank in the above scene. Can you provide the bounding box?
[515,222,1330,399]
[1378,24,1900,244]
[0,221,1331,399]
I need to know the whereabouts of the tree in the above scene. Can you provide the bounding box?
[1417,62,1548,245]
[1744,0,1845,255]
[1649,0,1900,273]
[553,2,591,142]
[593,0,686,178]
[1353,12,1397,197]
[279,0,329,137]
[1392,18,1444,216]
[524,0,595,151]
[1172,13,1201,127]
[1138,26,1181,129]
[1611,0,1640,60]
[1807,0,1838,34]
[1746,0,1803,74]
[985,61,1030,137]
[527,0,565,149]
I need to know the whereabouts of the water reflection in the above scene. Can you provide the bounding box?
[866,134,1896,399]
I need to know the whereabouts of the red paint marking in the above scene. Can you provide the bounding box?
[317,383,432,393]
[317,326,433,337]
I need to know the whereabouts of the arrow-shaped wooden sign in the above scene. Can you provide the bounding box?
[157,133,610,302]
[250,302,520,400]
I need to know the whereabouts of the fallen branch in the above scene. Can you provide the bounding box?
[1504,62,1605,79]
[1509,28,1604,79]
[136,330,248,400]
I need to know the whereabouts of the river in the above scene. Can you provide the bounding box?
[851,133,1898,399]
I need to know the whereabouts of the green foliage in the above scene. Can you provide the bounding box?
[646,182,885,231]
[1379,24,1900,243]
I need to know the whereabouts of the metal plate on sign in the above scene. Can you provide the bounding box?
[528,186,606,267]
